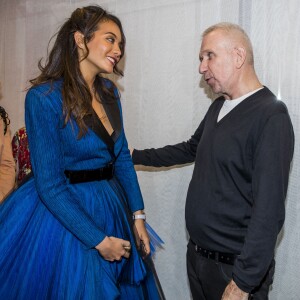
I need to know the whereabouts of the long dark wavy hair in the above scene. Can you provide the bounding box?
[0,106,10,135]
[30,5,126,137]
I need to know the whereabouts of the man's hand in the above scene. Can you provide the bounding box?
[221,280,249,300]
[129,146,134,156]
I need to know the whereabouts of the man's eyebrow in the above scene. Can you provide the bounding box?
[199,50,207,57]
[201,50,214,55]
[201,49,212,54]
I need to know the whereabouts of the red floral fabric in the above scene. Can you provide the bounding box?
[11,127,32,184]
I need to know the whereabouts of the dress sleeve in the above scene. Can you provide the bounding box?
[113,97,144,212]
[0,121,15,202]
[25,88,106,248]
[232,112,294,292]
[132,117,206,167]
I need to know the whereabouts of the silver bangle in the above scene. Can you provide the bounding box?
[133,214,146,221]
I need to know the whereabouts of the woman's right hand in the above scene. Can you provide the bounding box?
[95,236,131,261]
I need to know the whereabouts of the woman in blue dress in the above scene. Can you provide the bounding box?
[0,5,163,299]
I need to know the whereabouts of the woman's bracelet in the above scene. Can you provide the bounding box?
[133,214,146,221]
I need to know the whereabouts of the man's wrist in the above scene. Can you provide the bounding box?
[230,280,248,295]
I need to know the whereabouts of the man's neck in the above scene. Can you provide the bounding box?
[225,71,262,100]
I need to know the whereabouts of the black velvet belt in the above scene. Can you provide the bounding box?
[190,240,237,265]
[64,163,114,184]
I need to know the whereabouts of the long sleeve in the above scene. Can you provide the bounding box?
[0,121,15,202]
[113,97,144,212]
[232,112,294,292]
[25,87,107,248]
[132,117,206,167]
[114,132,144,212]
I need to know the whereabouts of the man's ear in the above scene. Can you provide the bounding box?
[74,31,85,49]
[235,46,246,69]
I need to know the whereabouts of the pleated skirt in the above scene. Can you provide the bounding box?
[0,177,160,300]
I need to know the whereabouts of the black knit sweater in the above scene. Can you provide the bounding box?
[132,87,294,292]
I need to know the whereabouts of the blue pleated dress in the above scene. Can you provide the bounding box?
[0,79,161,299]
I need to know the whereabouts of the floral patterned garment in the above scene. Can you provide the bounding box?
[11,127,32,185]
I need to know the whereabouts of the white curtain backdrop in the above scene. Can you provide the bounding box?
[1,1,299,299]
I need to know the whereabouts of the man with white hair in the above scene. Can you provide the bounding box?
[132,22,294,299]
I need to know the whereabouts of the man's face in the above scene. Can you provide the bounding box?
[199,30,236,98]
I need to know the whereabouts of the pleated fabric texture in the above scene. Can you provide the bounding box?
[0,177,161,299]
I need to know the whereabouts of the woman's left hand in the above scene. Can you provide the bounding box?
[134,217,150,258]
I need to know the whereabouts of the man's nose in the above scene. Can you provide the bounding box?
[199,61,207,74]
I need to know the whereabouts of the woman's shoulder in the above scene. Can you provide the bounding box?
[98,76,121,103]
[101,77,115,89]
[26,80,63,112]
[101,77,119,93]
[28,79,63,96]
